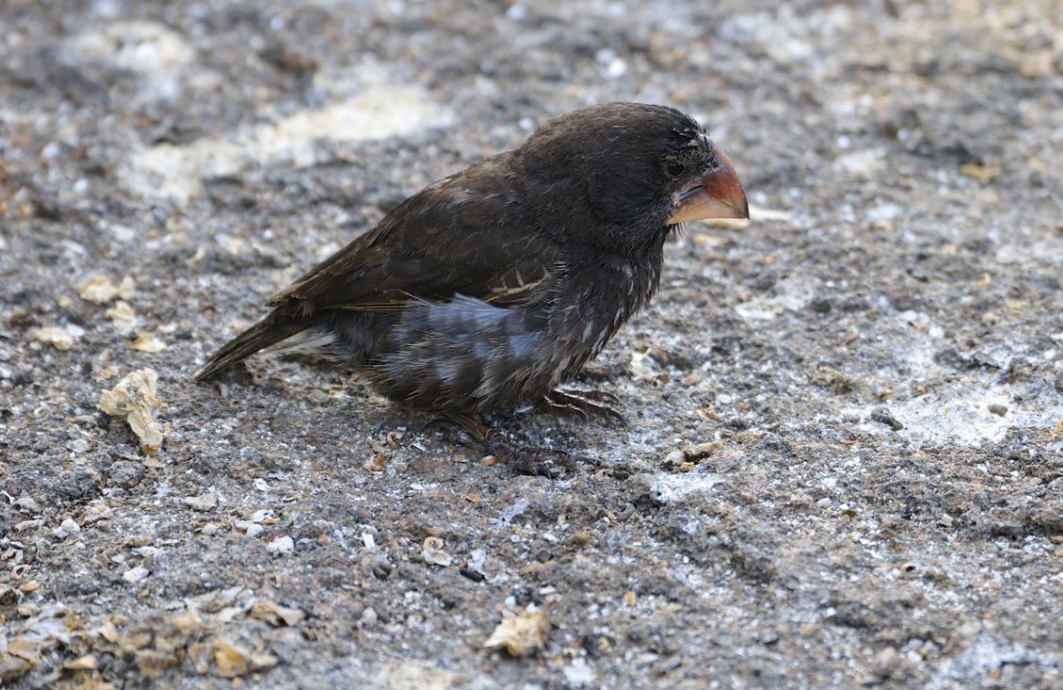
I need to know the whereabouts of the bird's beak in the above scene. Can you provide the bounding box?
[668,148,749,224]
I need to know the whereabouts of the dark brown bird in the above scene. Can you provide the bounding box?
[195,102,748,434]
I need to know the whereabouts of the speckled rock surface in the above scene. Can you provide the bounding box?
[2,1,1062,688]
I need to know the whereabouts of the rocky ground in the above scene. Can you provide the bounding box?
[2,0,1062,688]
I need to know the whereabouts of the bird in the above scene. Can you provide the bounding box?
[195,102,748,438]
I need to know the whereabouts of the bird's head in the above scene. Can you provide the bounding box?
[515,102,749,252]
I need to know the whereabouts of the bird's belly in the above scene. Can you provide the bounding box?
[366,295,615,413]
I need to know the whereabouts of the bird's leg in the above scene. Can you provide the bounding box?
[442,412,496,442]
[542,389,627,426]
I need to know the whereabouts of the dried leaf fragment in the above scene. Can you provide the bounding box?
[483,608,549,657]
[79,275,135,304]
[213,641,249,677]
[106,300,138,334]
[99,369,164,454]
[364,452,388,472]
[189,642,212,675]
[130,333,168,353]
[0,651,34,681]
[34,326,76,351]
[63,654,99,671]
[959,162,1001,185]
[251,600,306,627]
[5,639,38,662]
[682,441,721,461]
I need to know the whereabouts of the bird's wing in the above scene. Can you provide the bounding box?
[269,167,558,317]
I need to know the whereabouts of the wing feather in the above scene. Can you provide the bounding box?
[268,160,557,317]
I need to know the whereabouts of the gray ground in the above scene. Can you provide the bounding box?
[2,0,1062,688]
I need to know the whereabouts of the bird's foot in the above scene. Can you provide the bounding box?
[431,413,593,478]
[542,389,627,426]
[485,435,590,479]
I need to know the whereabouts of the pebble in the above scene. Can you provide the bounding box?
[14,497,40,512]
[183,493,217,512]
[108,460,146,488]
[266,536,295,556]
[123,566,150,583]
[359,607,378,627]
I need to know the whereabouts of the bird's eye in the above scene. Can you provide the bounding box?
[666,161,685,177]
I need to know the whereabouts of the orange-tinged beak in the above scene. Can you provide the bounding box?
[667,148,749,224]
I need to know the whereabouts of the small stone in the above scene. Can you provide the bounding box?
[183,493,217,512]
[245,524,264,538]
[869,407,904,431]
[267,535,295,556]
[123,566,150,583]
[834,149,885,180]
[108,460,146,488]
[987,404,1007,417]
[359,607,378,626]
[563,658,596,686]
[14,497,40,512]
[662,450,684,466]
[872,646,901,678]
[249,652,279,671]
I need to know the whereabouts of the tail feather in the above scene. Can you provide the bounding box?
[194,313,310,381]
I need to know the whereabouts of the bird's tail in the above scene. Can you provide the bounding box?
[194,313,310,381]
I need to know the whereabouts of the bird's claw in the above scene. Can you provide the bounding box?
[542,389,627,426]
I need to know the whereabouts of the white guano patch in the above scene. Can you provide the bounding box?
[121,83,452,203]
